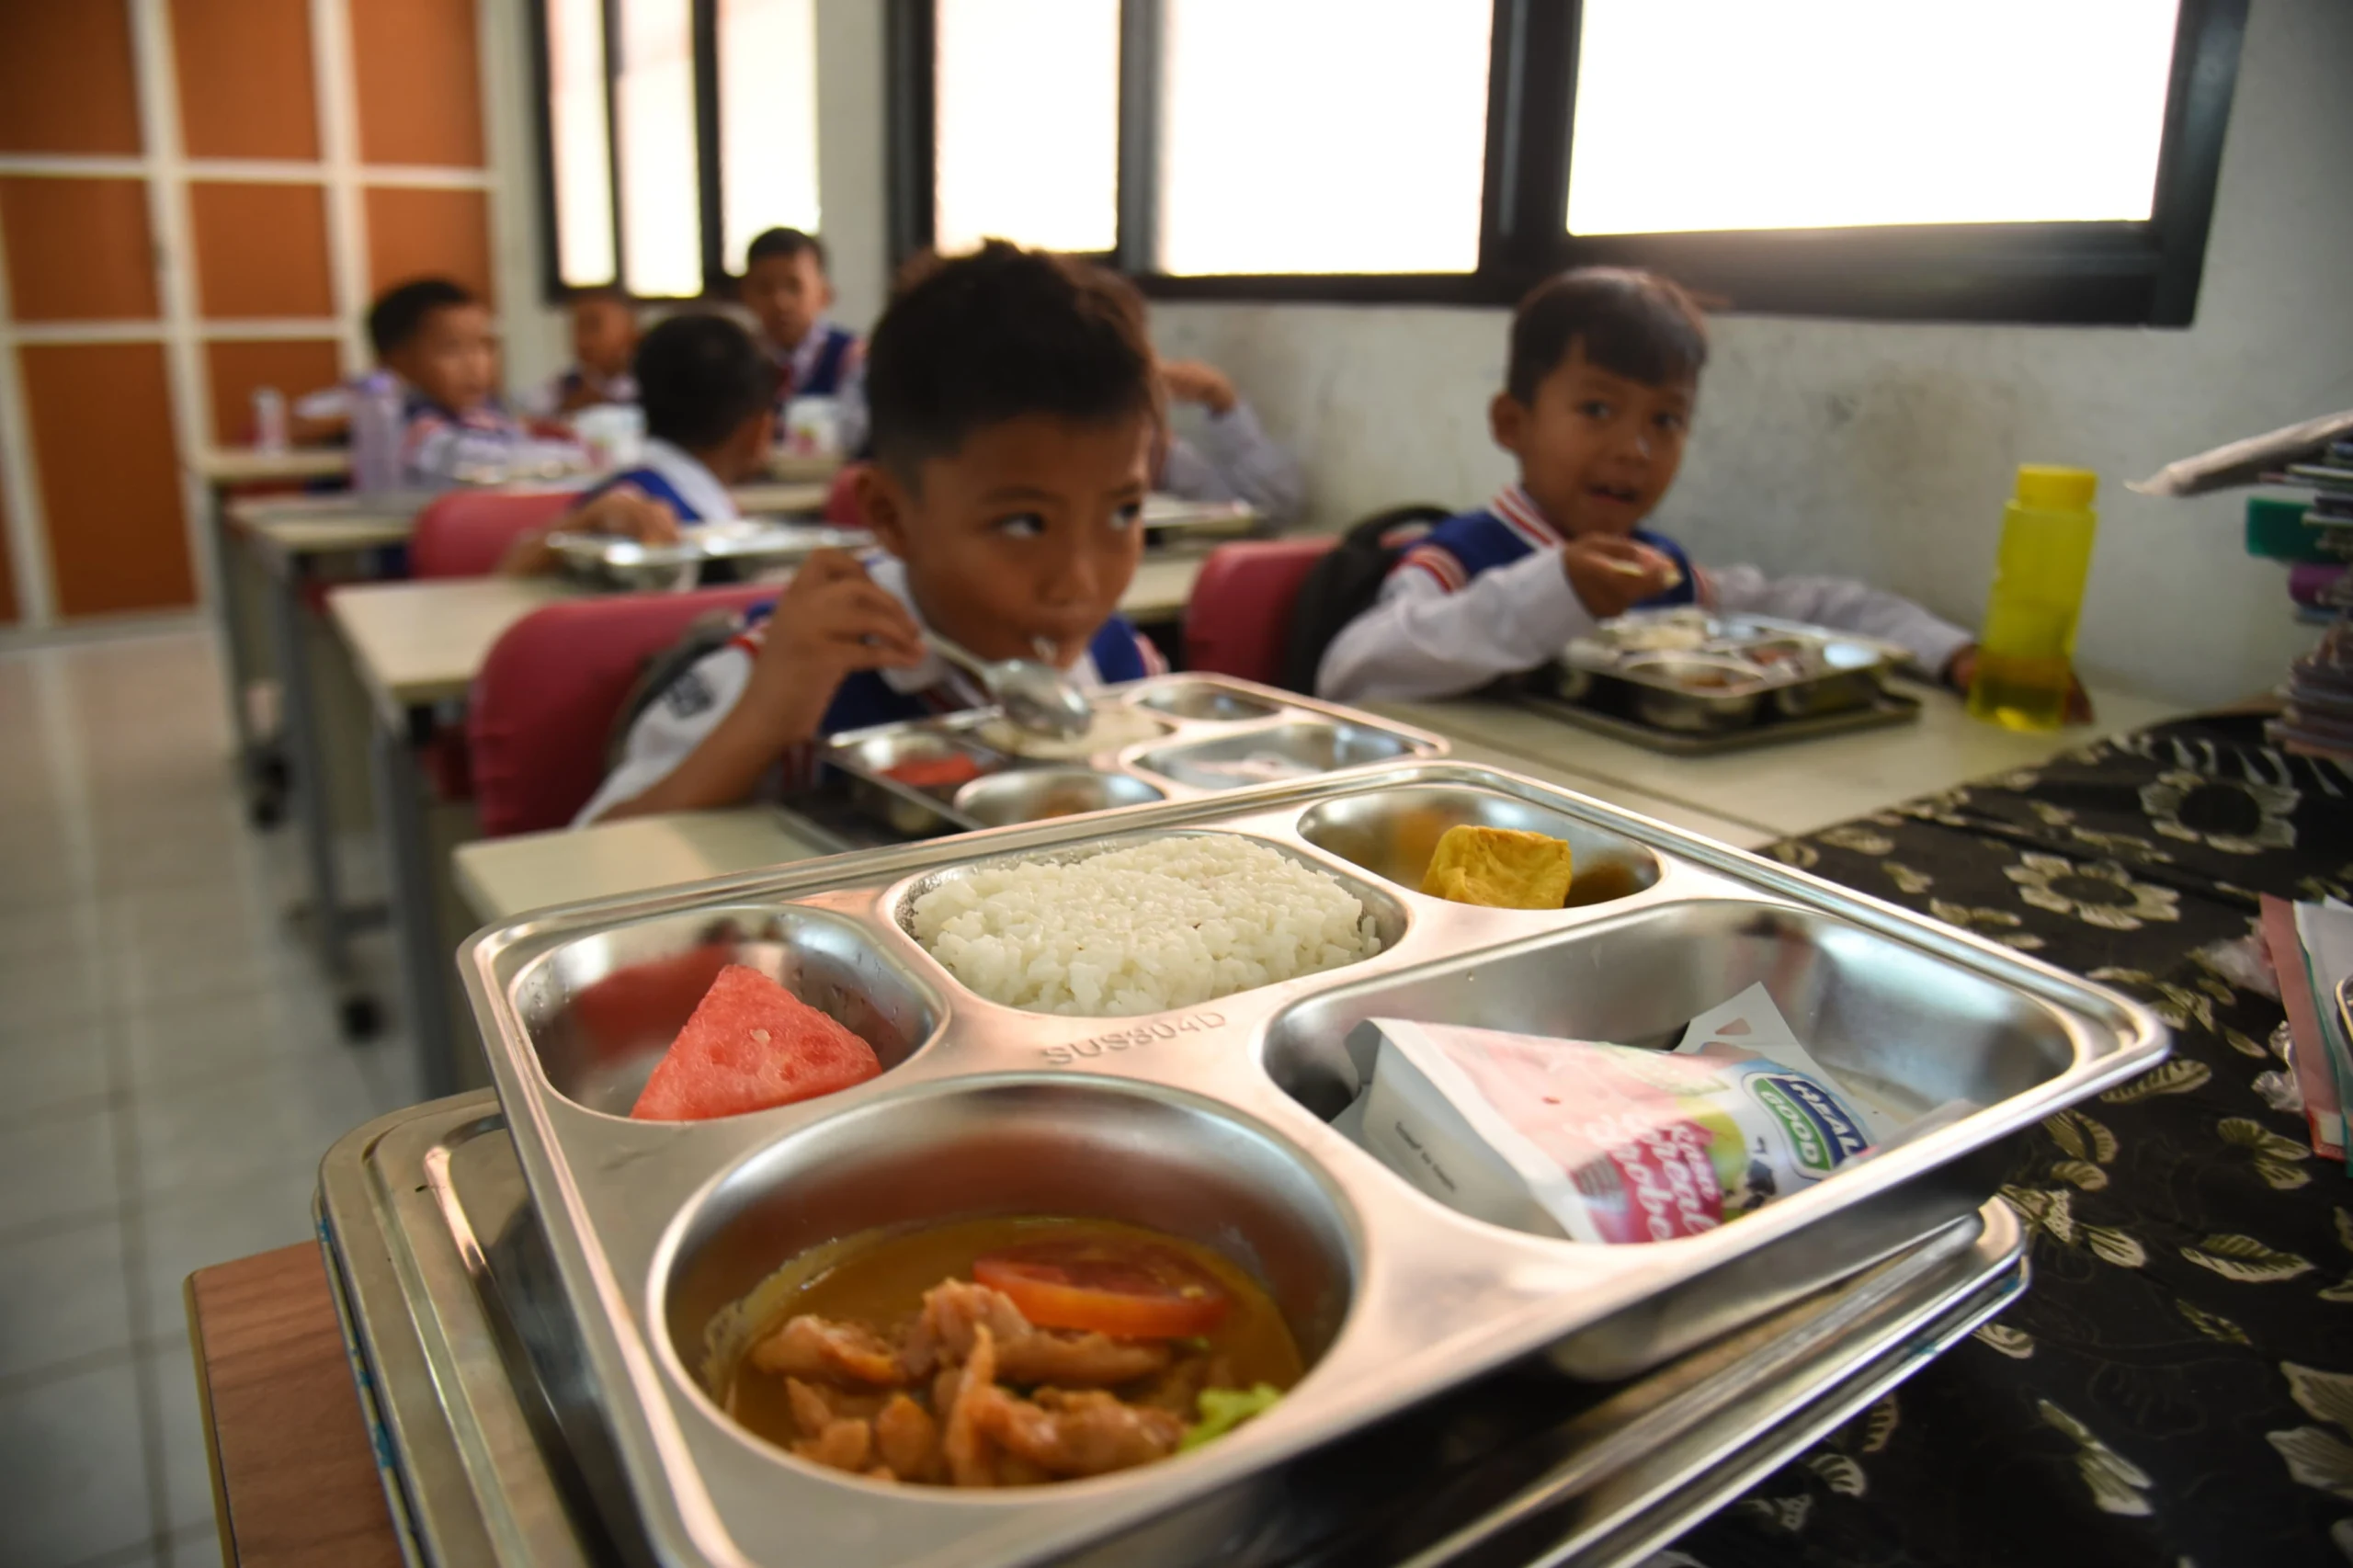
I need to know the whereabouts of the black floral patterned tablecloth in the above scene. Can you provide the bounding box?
[1675,715,2353,1568]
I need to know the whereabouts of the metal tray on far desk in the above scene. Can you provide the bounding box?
[318,1091,2026,1568]
[460,759,2158,1568]
[546,518,868,590]
[1512,686,1923,756]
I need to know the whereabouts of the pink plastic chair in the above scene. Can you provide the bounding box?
[410,489,584,579]
[1180,537,1337,688]
[466,585,774,835]
[824,462,867,528]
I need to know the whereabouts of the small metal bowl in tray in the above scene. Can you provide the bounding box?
[1558,610,1898,734]
[460,760,2165,1568]
[824,673,1449,836]
[547,519,870,590]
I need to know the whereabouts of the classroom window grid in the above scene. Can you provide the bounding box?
[865,0,2246,328]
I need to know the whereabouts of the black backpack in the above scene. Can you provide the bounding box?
[1277,504,1454,694]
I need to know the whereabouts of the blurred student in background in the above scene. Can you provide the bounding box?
[365,278,585,489]
[501,314,777,574]
[741,227,865,451]
[1155,354,1304,527]
[527,287,640,416]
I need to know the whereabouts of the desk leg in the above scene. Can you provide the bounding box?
[205,487,284,825]
[369,721,457,1098]
[267,556,381,1035]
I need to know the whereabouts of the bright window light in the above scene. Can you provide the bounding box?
[1566,0,2180,235]
[546,0,615,287]
[1157,0,1490,276]
[934,0,1120,255]
[718,0,821,272]
[615,0,704,296]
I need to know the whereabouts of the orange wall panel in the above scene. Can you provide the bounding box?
[349,0,486,168]
[0,4,142,155]
[0,177,159,322]
[189,183,334,318]
[20,344,195,618]
[173,0,322,161]
[365,186,494,305]
[205,340,345,448]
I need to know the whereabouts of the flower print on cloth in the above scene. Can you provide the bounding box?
[2141,769,2298,855]
[2268,1363,2353,1504]
[1929,899,2046,951]
[2005,852,2181,931]
[2040,1400,2155,1517]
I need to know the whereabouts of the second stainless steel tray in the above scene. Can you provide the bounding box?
[316,1092,2027,1568]
[1511,687,1923,756]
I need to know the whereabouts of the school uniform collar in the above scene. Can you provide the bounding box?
[1491,483,1568,551]
[639,437,740,523]
[860,553,1108,703]
[772,318,837,389]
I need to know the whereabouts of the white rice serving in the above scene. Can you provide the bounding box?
[908,835,1382,1015]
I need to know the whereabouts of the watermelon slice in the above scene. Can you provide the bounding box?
[570,941,733,1057]
[630,965,883,1120]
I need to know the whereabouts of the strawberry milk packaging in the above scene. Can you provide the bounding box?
[1352,984,1903,1244]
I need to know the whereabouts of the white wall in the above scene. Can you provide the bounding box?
[1149,0,2352,709]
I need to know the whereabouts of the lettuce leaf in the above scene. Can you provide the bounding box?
[1179,1383,1284,1451]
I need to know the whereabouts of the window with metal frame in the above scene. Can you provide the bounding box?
[885,0,2245,326]
[529,0,824,300]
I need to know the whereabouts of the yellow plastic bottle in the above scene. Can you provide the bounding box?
[1967,465,2099,732]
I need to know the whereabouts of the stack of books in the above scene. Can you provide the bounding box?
[2251,441,2353,757]
[2136,415,2353,764]
[2263,895,2353,1160]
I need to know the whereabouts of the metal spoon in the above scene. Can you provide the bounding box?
[923,631,1093,738]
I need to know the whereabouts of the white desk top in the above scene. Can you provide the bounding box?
[190,448,352,485]
[329,553,1211,725]
[1374,678,2179,841]
[329,576,574,721]
[454,808,844,922]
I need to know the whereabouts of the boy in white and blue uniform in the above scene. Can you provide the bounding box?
[578,242,1168,824]
[1155,356,1306,527]
[524,288,641,417]
[574,312,775,526]
[1317,268,1979,704]
[367,278,585,491]
[741,227,866,450]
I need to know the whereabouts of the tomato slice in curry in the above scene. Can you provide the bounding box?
[973,1238,1231,1338]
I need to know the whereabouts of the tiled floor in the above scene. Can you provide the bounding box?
[0,624,421,1568]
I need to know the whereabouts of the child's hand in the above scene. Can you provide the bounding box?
[574,483,683,546]
[1943,645,2097,723]
[739,550,926,743]
[1160,359,1238,415]
[1563,537,1682,619]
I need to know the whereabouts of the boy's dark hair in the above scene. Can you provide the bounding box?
[368,277,476,357]
[865,240,1158,483]
[1506,267,1709,403]
[633,313,775,451]
[745,227,827,272]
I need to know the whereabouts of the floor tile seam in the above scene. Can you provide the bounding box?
[103,993,173,1559]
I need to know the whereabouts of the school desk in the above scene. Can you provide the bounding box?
[1368,677,2181,844]
[188,449,362,824]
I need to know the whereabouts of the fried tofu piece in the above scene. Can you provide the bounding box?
[1420,824,1574,910]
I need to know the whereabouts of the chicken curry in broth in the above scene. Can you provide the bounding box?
[712,1215,1305,1487]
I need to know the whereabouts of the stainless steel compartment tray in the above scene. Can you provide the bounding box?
[316,1092,2027,1568]
[1552,611,1904,740]
[459,761,2165,1568]
[547,518,869,586]
[824,672,1449,834]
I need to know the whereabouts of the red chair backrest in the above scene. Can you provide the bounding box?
[1180,537,1337,688]
[824,462,866,528]
[467,585,774,836]
[410,489,583,579]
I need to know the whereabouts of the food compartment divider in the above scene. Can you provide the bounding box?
[459,760,2164,1568]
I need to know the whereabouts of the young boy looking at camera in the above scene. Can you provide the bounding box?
[1315,267,1978,704]
[367,278,585,489]
[576,242,1166,824]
